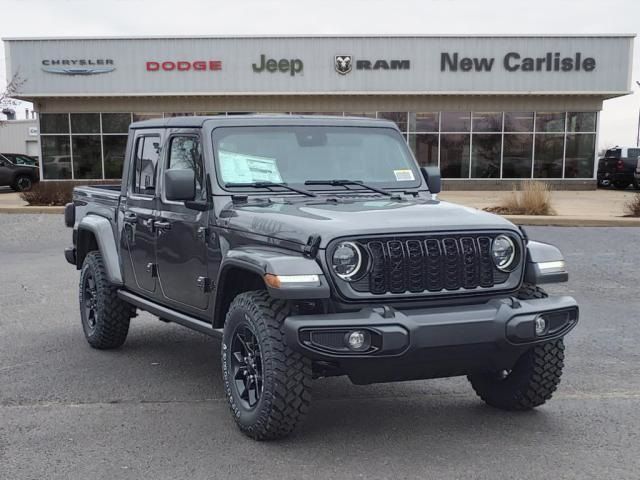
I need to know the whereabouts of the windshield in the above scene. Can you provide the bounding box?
[211,126,421,192]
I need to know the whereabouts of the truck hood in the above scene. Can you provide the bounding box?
[218,196,519,247]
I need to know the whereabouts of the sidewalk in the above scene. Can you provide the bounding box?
[1,187,639,226]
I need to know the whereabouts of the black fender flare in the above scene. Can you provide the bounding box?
[77,215,123,285]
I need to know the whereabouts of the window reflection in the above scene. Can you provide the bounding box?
[440,134,470,178]
[472,112,502,133]
[409,112,439,132]
[534,134,564,178]
[503,134,533,178]
[535,112,565,133]
[408,134,438,166]
[72,136,102,179]
[42,136,71,179]
[504,112,534,132]
[471,134,501,178]
[564,134,596,178]
[567,112,596,133]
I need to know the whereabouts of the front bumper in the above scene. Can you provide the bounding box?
[284,295,578,384]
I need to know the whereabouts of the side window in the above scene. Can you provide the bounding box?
[133,135,160,195]
[627,148,640,160]
[167,136,204,198]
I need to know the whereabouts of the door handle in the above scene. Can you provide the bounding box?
[153,220,172,231]
[123,212,137,223]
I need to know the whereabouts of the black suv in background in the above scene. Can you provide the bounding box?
[0,153,39,191]
[597,146,640,189]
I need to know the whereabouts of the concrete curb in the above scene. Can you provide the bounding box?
[503,215,640,227]
[1,205,639,227]
[0,206,65,214]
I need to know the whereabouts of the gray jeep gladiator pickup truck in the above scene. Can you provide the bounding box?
[64,115,578,440]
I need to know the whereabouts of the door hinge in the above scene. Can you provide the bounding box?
[197,226,209,242]
[196,276,214,292]
[146,262,158,277]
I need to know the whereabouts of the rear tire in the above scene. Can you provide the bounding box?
[12,175,33,192]
[613,180,630,190]
[222,290,312,440]
[467,283,565,410]
[79,251,135,349]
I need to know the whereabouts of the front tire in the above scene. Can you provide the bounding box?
[79,251,134,349]
[613,180,630,190]
[467,284,565,410]
[222,291,312,440]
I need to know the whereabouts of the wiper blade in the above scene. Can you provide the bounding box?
[304,179,393,197]
[224,181,317,197]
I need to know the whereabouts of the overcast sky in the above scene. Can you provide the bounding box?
[1,0,638,148]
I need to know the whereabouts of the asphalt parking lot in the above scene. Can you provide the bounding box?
[1,214,639,479]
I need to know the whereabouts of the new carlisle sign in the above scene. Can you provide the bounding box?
[441,52,597,72]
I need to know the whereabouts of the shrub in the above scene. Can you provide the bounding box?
[486,181,556,216]
[19,180,115,206]
[624,193,640,217]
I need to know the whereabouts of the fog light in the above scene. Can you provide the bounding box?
[535,317,547,336]
[346,330,367,350]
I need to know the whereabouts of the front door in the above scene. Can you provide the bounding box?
[156,132,210,311]
[121,131,163,294]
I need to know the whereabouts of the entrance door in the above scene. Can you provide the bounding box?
[156,133,210,311]
[121,131,162,294]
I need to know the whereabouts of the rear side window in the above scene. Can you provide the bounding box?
[167,136,204,198]
[133,135,160,195]
[605,148,621,159]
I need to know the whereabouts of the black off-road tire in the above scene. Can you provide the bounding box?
[222,290,312,440]
[467,283,565,410]
[12,175,33,192]
[79,251,135,349]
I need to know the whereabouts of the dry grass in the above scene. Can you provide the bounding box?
[624,193,640,217]
[19,180,115,206]
[486,181,556,216]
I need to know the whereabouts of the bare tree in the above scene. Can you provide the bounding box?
[0,73,26,123]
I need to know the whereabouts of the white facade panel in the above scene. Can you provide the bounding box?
[4,35,634,97]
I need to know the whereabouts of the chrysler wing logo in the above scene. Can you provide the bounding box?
[335,55,352,75]
[41,59,115,76]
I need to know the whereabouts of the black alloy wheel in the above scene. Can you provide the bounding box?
[230,323,264,410]
[14,176,33,192]
[82,270,99,334]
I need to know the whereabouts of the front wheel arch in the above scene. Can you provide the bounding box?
[213,265,267,329]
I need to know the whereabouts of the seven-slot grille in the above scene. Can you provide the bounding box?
[349,234,512,295]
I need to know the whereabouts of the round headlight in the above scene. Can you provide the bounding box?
[491,235,516,271]
[331,242,363,281]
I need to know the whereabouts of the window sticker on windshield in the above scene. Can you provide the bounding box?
[219,150,283,183]
[393,169,415,181]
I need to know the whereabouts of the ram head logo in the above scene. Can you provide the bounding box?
[335,55,353,75]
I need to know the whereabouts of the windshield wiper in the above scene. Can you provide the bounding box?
[225,181,317,197]
[304,179,393,197]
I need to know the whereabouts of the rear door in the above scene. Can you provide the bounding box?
[0,155,12,185]
[121,130,163,294]
[155,131,210,311]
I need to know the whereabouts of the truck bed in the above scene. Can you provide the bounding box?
[72,185,121,224]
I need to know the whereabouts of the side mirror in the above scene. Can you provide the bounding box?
[420,166,441,194]
[165,168,196,201]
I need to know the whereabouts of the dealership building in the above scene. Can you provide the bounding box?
[3,35,635,188]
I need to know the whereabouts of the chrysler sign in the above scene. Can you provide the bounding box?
[41,58,115,75]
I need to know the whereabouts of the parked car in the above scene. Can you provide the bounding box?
[0,153,40,191]
[64,116,578,440]
[597,146,640,189]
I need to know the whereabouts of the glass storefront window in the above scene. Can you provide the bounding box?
[471,134,501,178]
[40,113,69,134]
[344,112,376,118]
[567,112,596,132]
[502,134,533,178]
[534,134,564,178]
[164,112,194,117]
[41,136,72,179]
[377,112,407,132]
[408,134,438,166]
[72,136,102,179]
[70,113,100,134]
[441,112,470,132]
[564,134,596,178]
[535,112,565,133]
[408,112,439,132]
[440,134,470,178]
[472,112,502,133]
[504,112,534,132]
[103,135,128,178]
[102,113,131,133]
[133,113,163,122]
